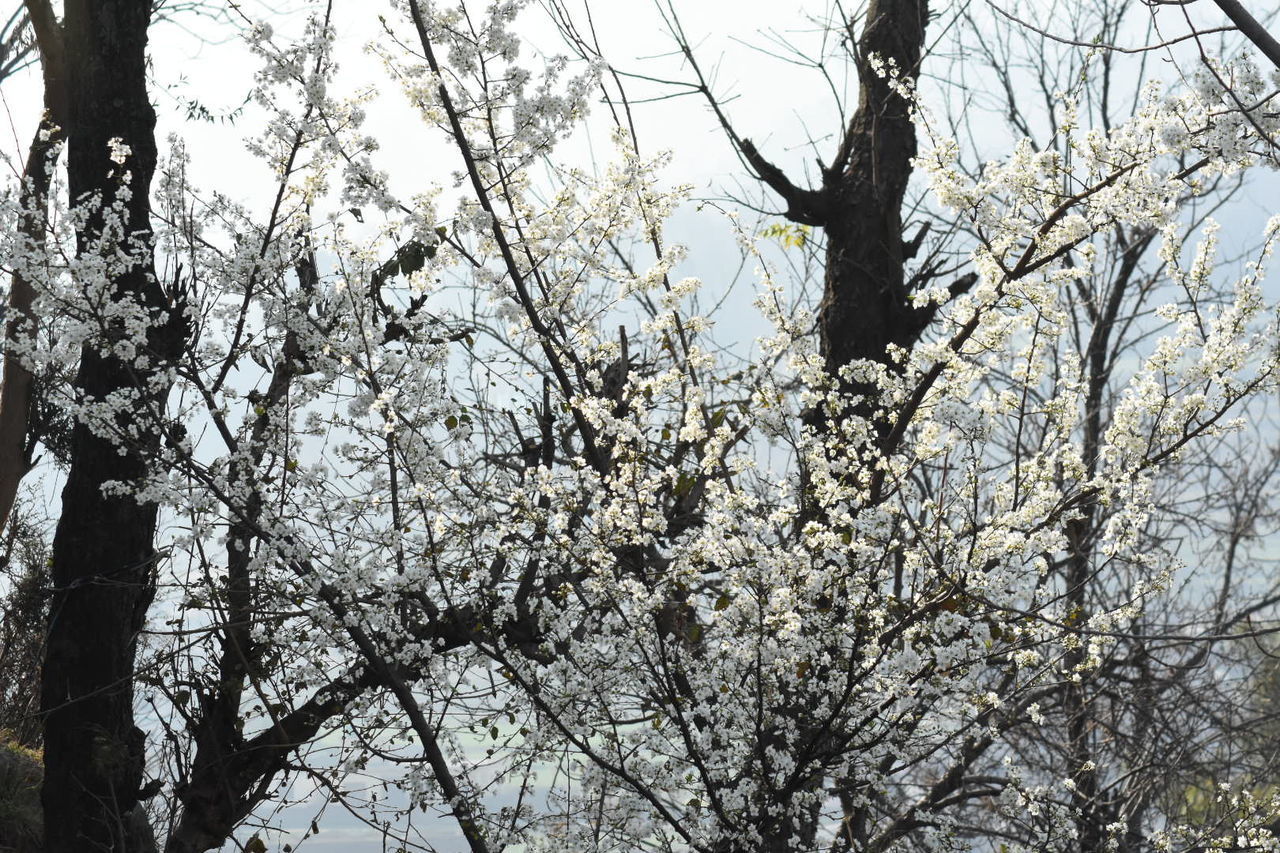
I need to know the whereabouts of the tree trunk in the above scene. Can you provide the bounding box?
[0,1,68,540]
[725,0,935,444]
[0,117,63,535]
[723,0,932,388]
[818,0,929,385]
[40,1,172,850]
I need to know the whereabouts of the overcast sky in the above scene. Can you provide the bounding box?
[6,1,1280,850]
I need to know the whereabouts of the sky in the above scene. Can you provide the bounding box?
[6,1,1280,851]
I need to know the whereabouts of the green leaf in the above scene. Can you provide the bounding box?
[759,222,811,249]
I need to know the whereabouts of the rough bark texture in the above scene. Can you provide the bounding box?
[724,0,936,436]
[0,1,67,541]
[729,0,931,385]
[40,1,172,850]
[0,122,57,546]
[817,0,930,382]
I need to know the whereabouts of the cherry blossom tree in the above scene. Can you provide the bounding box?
[10,0,1280,851]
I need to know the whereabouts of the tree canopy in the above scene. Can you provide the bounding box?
[7,1,1280,851]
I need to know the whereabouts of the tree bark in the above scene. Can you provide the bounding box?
[1210,0,1280,73]
[0,1,68,537]
[818,0,930,384]
[164,667,379,853]
[40,1,175,850]
[718,0,935,440]
[0,120,59,537]
[738,1,934,843]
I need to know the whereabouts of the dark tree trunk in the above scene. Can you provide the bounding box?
[718,1,935,844]
[40,1,173,851]
[0,5,66,532]
[819,0,929,382]
[730,0,932,388]
[164,667,380,853]
[724,0,936,444]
